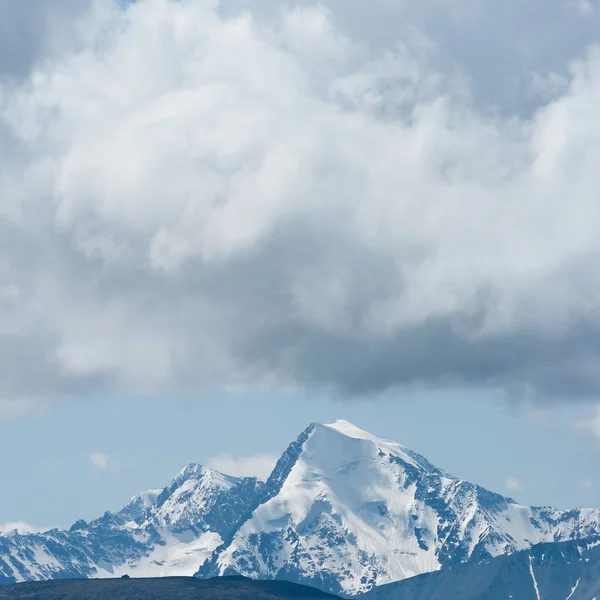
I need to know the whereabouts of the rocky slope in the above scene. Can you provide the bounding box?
[361,538,600,600]
[0,465,264,583]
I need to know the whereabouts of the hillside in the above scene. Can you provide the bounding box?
[0,576,339,600]
[362,538,600,600]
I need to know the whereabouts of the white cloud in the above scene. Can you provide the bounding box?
[579,477,593,490]
[0,397,41,420]
[206,454,278,481]
[574,405,600,440]
[570,0,597,17]
[88,452,110,471]
[0,522,50,535]
[1,0,600,412]
[505,477,524,492]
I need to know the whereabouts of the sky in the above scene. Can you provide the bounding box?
[2,390,600,529]
[2,0,600,529]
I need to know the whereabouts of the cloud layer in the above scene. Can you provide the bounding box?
[1,0,600,412]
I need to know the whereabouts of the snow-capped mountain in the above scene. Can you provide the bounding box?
[197,420,600,597]
[2,420,600,597]
[362,537,600,600]
[0,465,264,584]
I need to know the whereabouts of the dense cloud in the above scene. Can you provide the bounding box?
[1,0,600,413]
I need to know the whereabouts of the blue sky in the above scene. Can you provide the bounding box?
[1,390,599,528]
[2,0,600,531]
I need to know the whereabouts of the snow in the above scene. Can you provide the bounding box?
[0,460,264,585]
[174,464,238,488]
[208,421,447,593]
[3,419,600,597]
[128,489,162,508]
[529,556,541,600]
[566,578,580,600]
[95,530,222,578]
[0,522,49,536]
[324,420,426,471]
[204,420,600,596]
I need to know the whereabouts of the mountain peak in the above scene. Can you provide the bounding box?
[4,419,600,596]
[323,419,371,437]
[174,464,238,488]
[200,419,600,596]
[321,419,405,449]
[317,419,433,474]
[325,418,362,428]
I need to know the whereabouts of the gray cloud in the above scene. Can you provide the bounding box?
[0,0,96,81]
[1,0,600,414]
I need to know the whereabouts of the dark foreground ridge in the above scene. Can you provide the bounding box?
[0,576,340,600]
[361,538,600,600]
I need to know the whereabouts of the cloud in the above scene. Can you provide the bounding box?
[575,405,600,440]
[0,0,96,82]
[570,0,597,17]
[1,0,600,414]
[579,477,593,490]
[206,454,278,481]
[525,408,552,427]
[0,397,41,420]
[0,522,50,535]
[88,452,110,471]
[505,477,524,492]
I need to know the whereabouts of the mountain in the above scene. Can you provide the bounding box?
[197,420,600,596]
[2,420,600,597]
[0,465,264,584]
[361,538,600,600]
[0,576,340,600]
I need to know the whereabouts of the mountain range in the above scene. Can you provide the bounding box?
[0,465,265,584]
[1,420,600,597]
[2,542,600,600]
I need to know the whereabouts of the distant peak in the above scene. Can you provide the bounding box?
[127,488,162,508]
[174,463,238,487]
[176,463,207,479]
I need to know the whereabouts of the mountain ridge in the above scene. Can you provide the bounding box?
[197,420,600,596]
[0,576,341,599]
[360,537,600,600]
[0,464,265,584]
[1,420,600,597]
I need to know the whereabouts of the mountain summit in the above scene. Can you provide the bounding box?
[198,420,600,596]
[1,420,600,596]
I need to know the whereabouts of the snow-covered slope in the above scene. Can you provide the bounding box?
[0,465,264,584]
[198,420,600,597]
[362,537,600,600]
